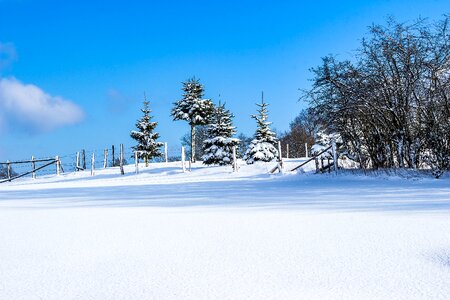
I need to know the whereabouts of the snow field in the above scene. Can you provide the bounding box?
[1,160,450,299]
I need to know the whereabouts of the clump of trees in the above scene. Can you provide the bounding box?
[279,108,316,157]
[126,16,449,177]
[0,164,17,179]
[130,95,163,166]
[244,96,279,164]
[305,17,450,177]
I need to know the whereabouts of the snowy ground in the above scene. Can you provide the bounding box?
[1,159,450,299]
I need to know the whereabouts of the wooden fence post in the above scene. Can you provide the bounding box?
[305,143,308,158]
[103,149,108,169]
[332,139,338,173]
[82,149,86,170]
[56,156,61,176]
[120,144,124,175]
[76,152,80,171]
[112,145,115,167]
[165,142,168,164]
[315,157,319,173]
[135,151,139,174]
[91,152,95,176]
[232,146,238,172]
[286,144,289,159]
[6,160,11,180]
[31,156,36,179]
[278,141,283,169]
[181,146,186,173]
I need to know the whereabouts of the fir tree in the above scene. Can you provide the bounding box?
[244,95,278,164]
[130,95,163,166]
[202,102,240,165]
[171,78,214,163]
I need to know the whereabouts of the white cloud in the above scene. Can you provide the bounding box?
[0,77,85,133]
[0,42,17,70]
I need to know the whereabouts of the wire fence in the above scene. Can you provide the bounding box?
[0,142,307,183]
[0,142,190,182]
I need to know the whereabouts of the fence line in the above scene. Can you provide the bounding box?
[1,142,309,183]
[0,143,179,182]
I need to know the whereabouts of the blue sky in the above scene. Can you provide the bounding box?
[0,0,449,160]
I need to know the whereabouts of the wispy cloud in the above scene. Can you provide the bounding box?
[0,77,85,133]
[0,42,17,70]
[106,88,135,114]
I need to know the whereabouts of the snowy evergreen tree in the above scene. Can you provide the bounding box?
[171,78,214,162]
[202,102,240,165]
[244,96,278,164]
[130,96,163,166]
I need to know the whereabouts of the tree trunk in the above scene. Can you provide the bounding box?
[191,125,196,163]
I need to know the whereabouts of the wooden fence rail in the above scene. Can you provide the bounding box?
[289,145,333,172]
[0,158,55,165]
[0,159,57,184]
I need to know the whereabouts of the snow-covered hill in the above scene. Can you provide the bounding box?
[1,160,450,299]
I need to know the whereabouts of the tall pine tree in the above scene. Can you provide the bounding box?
[130,95,163,166]
[202,102,240,165]
[244,94,278,164]
[171,78,214,162]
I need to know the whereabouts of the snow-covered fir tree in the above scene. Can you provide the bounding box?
[202,102,240,165]
[244,96,278,164]
[171,78,214,162]
[130,96,163,166]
